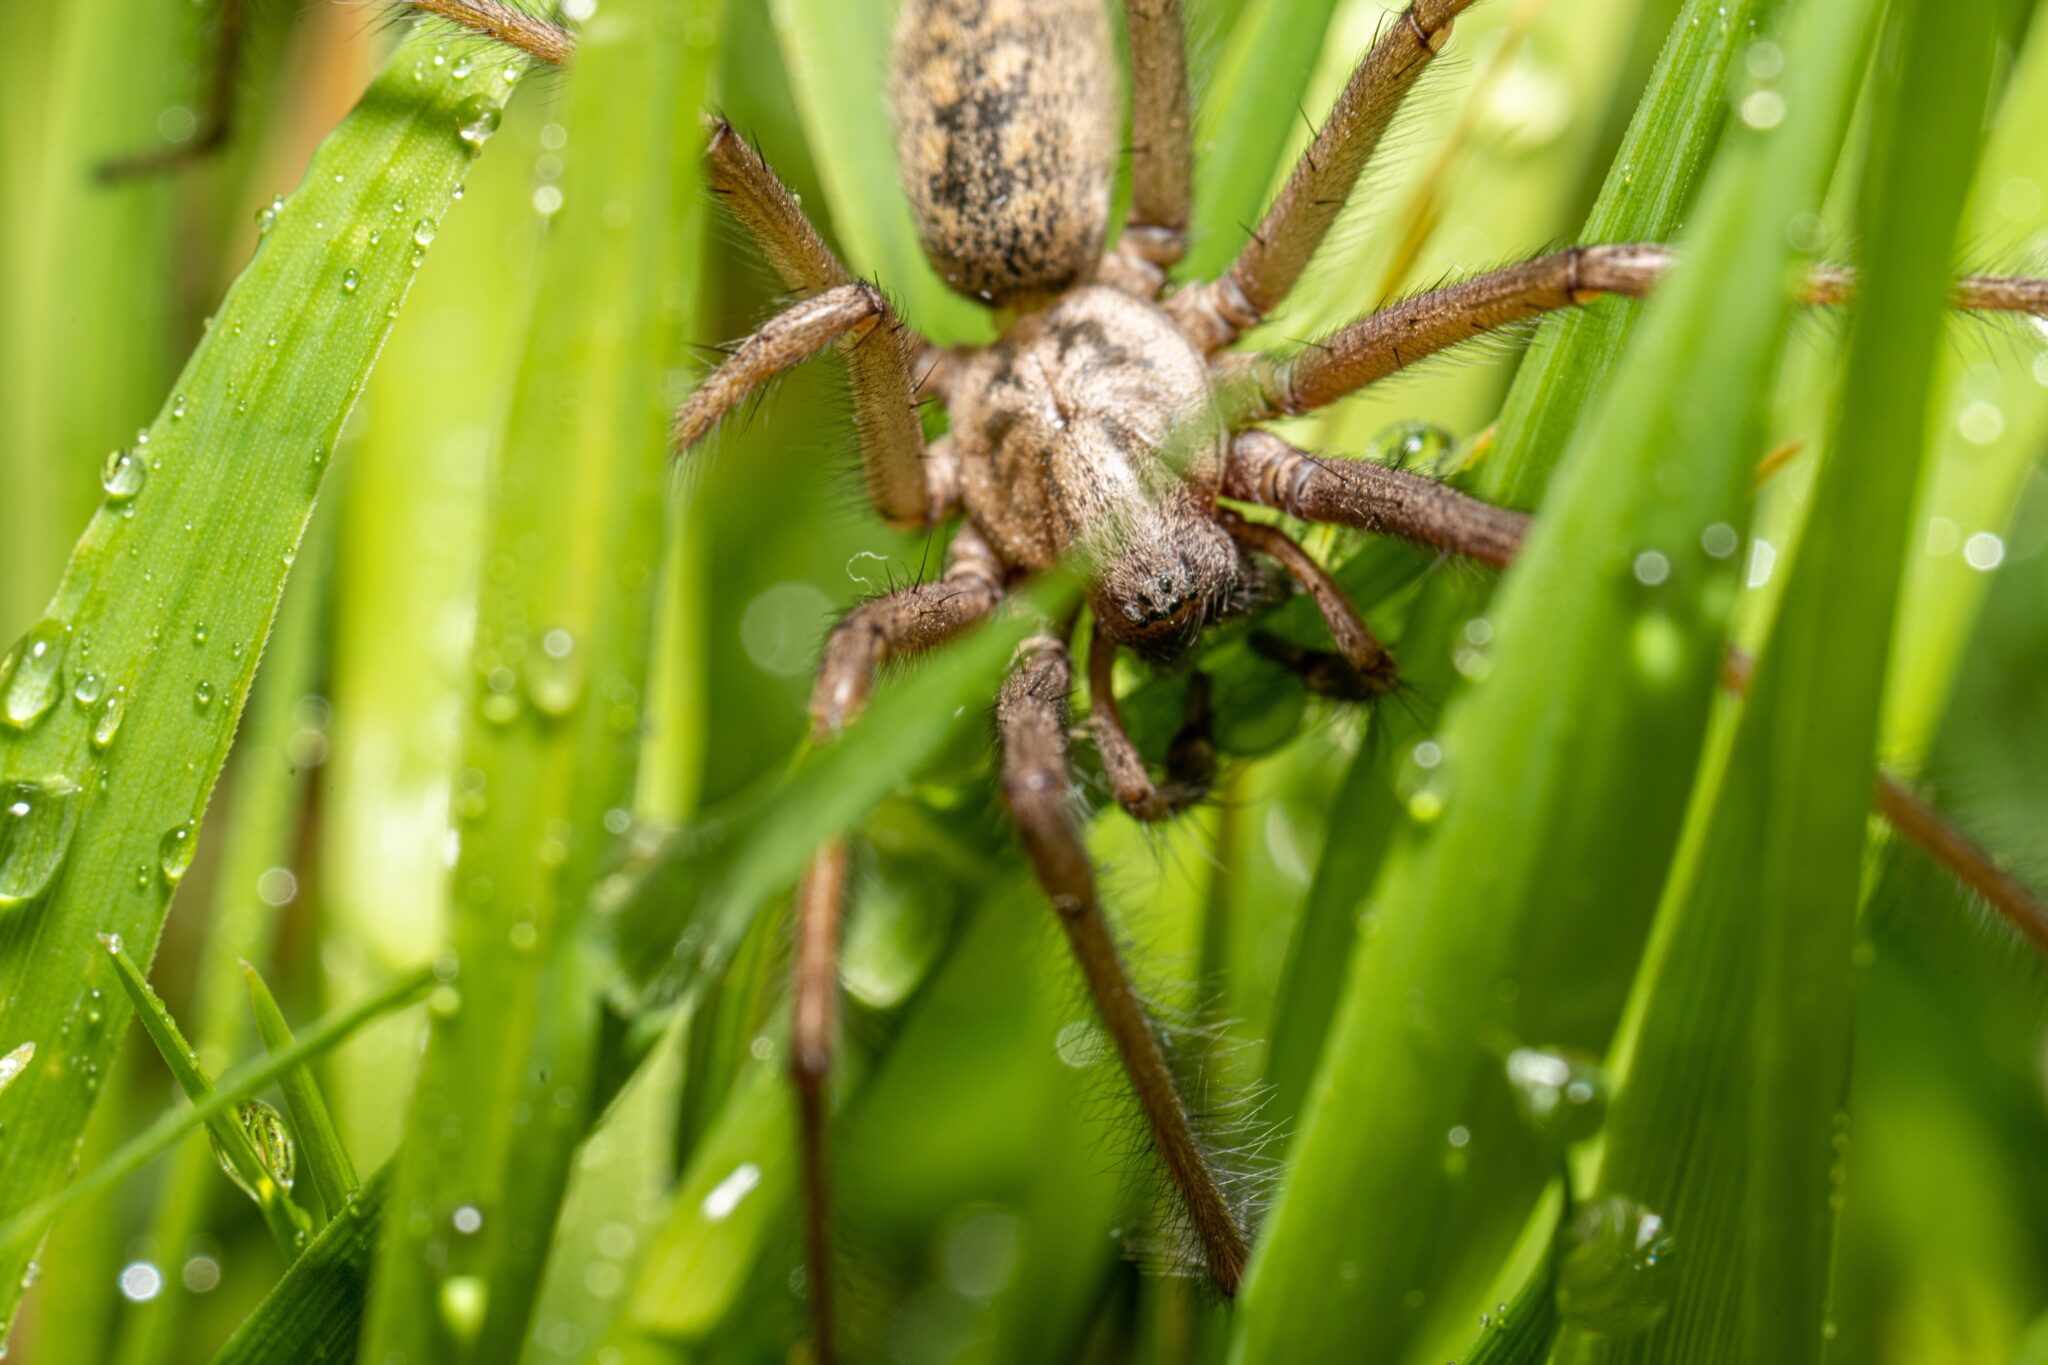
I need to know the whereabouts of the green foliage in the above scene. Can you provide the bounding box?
[1,0,2044,1362]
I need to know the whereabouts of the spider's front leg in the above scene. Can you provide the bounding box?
[998,636,1252,1293]
[791,526,1004,1362]
[1109,0,1195,292]
[1087,622,1218,821]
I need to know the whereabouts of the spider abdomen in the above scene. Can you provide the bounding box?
[890,0,1116,303]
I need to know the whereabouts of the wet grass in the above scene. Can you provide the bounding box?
[1,0,2046,1362]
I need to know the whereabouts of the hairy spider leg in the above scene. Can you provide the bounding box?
[97,0,251,180]
[1166,0,1481,352]
[1118,0,1195,274]
[794,524,1004,1364]
[407,0,574,66]
[704,122,935,526]
[1217,508,1399,689]
[1215,245,2048,424]
[1224,429,1528,567]
[1087,621,1218,822]
[1227,433,2048,948]
[997,637,1252,1293]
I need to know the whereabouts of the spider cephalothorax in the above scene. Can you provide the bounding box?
[392,0,2048,1358]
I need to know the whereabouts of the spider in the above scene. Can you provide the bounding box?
[308,0,2048,1357]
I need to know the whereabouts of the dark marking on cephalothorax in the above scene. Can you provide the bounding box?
[891,0,1115,303]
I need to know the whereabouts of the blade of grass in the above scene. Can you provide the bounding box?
[242,962,359,1218]
[113,497,331,1365]
[1584,1,1996,1358]
[1263,0,1774,1131]
[98,937,311,1254]
[601,582,1071,1018]
[766,0,990,343]
[0,24,520,1337]
[1229,0,1883,1356]
[208,1166,390,1365]
[1879,15,2048,761]
[360,0,719,1357]
[3,0,190,632]
[0,965,432,1256]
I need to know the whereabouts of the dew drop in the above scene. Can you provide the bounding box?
[91,692,126,752]
[71,670,105,707]
[455,96,501,152]
[1505,1046,1608,1147]
[1,619,70,730]
[525,629,583,717]
[1556,1194,1675,1337]
[158,822,198,885]
[412,219,438,249]
[101,448,148,502]
[450,55,475,79]
[0,778,82,908]
[341,268,360,295]
[209,1099,296,1199]
[0,1042,34,1094]
[194,680,215,709]
[170,394,188,420]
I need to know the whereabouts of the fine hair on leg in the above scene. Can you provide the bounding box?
[997,637,1251,1294]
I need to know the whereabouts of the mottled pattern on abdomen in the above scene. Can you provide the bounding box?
[891,0,1115,302]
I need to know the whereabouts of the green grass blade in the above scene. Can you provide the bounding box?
[0,24,518,1337]
[114,504,329,1365]
[361,0,719,1356]
[602,583,1070,1016]
[208,1166,390,1365]
[767,0,989,342]
[1229,0,1882,1355]
[1262,0,1772,1137]
[627,1042,794,1338]
[1879,16,2048,760]
[0,965,431,1257]
[2,0,190,631]
[243,962,360,1218]
[98,937,311,1255]
[1586,1,1997,1358]
[1484,0,1786,506]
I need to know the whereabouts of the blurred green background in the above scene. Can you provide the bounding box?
[2,0,2046,1361]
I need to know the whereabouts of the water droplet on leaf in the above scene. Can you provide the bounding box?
[1556,1194,1675,1337]
[158,822,197,885]
[0,778,82,907]
[1505,1046,1608,1147]
[209,1099,296,1199]
[101,449,147,502]
[1,620,70,730]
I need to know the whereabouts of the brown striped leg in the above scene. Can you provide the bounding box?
[997,638,1250,1292]
[1088,622,1215,821]
[791,526,1002,1362]
[1115,0,1194,284]
[1217,508,1398,691]
[1165,0,1479,352]
[1212,244,2048,423]
[97,0,249,179]
[1224,429,1529,569]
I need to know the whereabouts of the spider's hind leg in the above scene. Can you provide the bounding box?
[998,637,1252,1293]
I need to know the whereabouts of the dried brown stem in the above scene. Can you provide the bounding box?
[998,639,1250,1293]
[98,0,249,180]
[1223,429,1527,569]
